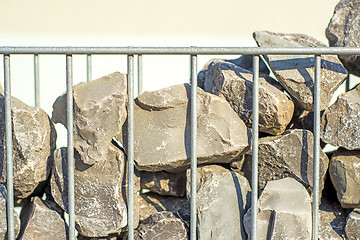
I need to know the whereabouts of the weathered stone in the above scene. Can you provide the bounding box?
[204,60,294,135]
[329,149,360,208]
[326,0,360,77]
[0,185,20,239]
[345,209,360,240]
[186,165,250,240]
[140,171,186,197]
[52,72,127,165]
[18,197,67,240]
[254,31,348,111]
[134,211,188,240]
[50,146,140,237]
[0,96,56,200]
[244,178,312,239]
[134,84,251,172]
[77,234,120,240]
[321,86,360,150]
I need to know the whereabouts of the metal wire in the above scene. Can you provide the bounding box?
[137,55,143,95]
[87,54,92,82]
[34,54,40,107]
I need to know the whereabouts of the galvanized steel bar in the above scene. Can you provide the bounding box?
[190,54,198,240]
[345,74,350,92]
[251,55,260,240]
[34,54,40,107]
[66,54,76,240]
[87,54,92,82]
[137,54,143,95]
[312,55,321,240]
[4,54,15,240]
[127,54,135,240]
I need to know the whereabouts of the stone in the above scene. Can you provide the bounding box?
[329,149,360,208]
[18,197,67,240]
[52,72,127,165]
[0,96,56,200]
[203,60,294,135]
[244,178,312,240]
[321,86,360,150]
[134,211,188,240]
[253,31,348,111]
[140,171,186,197]
[326,0,360,77]
[0,185,20,239]
[345,209,360,240]
[50,146,140,237]
[186,165,251,240]
[133,84,251,172]
[77,234,121,240]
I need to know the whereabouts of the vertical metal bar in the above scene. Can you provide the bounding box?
[34,54,40,107]
[87,54,92,82]
[137,54,143,95]
[66,54,76,240]
[251,55,260,240]
[345,74,350,92]
[312,55,321,240]
[190,54,197,240]
[4,54,15,240]
[127,54,135,240]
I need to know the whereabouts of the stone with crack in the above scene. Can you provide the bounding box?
[345,209,360,240]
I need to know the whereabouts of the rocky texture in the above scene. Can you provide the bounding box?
[77,234,120,240]
[203,60,294,135]
[134,84,251,172]
[319,197,347,239]
[329,149,360,208]
[0,185,20,239]
[0,96,56,200]
[321,86,360,150]
[244,178,312,239]
[52,72,127,165]
[134,211,188,240]
[18,197,67,240]
[345,209,360,240]
[326,0,360,77]
[254,31,348,111]
[140,171,186,197]
[187,165,250,240]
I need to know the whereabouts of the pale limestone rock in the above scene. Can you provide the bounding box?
[345,209,360,240]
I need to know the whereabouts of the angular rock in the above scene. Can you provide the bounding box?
[326,0,360,77]
[345,209,360,240]
[244,178,312,239]
[140,171,186,197]
[186,165,251,240]
[329,149,360,208]
[18,197,67,240]
[321,86,360,150]
[254,31,348,111]
[134,84,251,172]
[134,211,188,240]
[52,72,127,165]
[0,185,20,239]
[204,60,294,135]
[0,96,56,200]
[77,234,120,240]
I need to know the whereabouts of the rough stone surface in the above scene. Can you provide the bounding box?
[329,149,360,208]
[186,165,251,240]
[18,197,67,240]
[203,60,294,135]
[134,211,188,240]
[321,86,360,150]
[0,96,56,200]
[254,31,348,111]
[326,0,360,77]
[345,209,360,240]
[134,84,251,172]
[0,185,20,239]
[244,178,312,240]
[52,72,127,165]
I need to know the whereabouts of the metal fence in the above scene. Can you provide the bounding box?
[1,46,359,240]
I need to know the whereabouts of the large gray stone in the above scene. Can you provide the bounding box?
[52,72,127,165]
[0,185,20,239]
[134,84,251,172]
[321,86,360,150]
[345,209,360,240]
[186,165,250,240]
[204,60,294,135]
[326,0,360,77]
[0,96,56,200]
[244,178,312,240]
[18,197,67,240]
[329,149,360,208]
[254,31,348,111]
